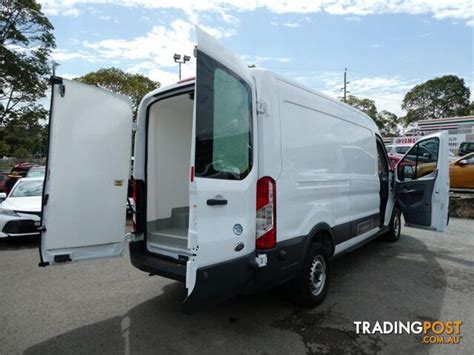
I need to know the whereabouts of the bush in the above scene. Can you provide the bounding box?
[13,147,29,159]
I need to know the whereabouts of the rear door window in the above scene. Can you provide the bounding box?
[195,51,253,180]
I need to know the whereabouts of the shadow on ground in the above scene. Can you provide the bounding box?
[0,235,39,250]
[25,234,447,354]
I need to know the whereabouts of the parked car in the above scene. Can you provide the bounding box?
[387,142,456,169]
[449,153,474,189]
[0,172,8,193]
[385,144,412,157]
[38,28,450,312]
[458,141,474,156]
[26,165,45,178]
[0,177,43,238]
[5,163,41,194]
[9,162,39,177]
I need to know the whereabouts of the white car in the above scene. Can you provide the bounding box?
[386,143,456,161]
[0,177,43,238]
[385,144,412,157]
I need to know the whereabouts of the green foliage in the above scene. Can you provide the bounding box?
[376,110,399,137]
[0,0,56,123]
[467,101,474,115]
[345,95,378,121]
[76,68,160,118]
[344,95,399,136]
[402,75,471,125]
[0,140,10,156]
[13,146,29,159]
[0,104,48,157]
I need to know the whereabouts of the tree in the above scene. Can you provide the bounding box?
[344,95,400,136]
[467,101,474,115]
[345,95,378,121]
[0,104,48,157]
[402,75,471,125]
[75,68,160,118]
[0,0,55,123]
[376,110,399,137]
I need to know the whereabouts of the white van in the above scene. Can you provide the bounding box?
[39,28,449,311]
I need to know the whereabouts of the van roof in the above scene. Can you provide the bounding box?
[251,68,379,132]
[143,68,379,133]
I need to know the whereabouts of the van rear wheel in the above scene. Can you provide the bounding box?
[294,242,329,308]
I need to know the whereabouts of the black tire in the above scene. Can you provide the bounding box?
[294,242,330,308]
[383,207,401,242]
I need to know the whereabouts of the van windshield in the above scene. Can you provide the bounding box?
[195,51,252,180]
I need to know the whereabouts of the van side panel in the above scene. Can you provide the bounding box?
[276,79,379,245]
[276,79,350,242]
[251,70,282,180]
[347,128,380,230]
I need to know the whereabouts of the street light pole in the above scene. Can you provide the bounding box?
[173,53,191,80]
[343,68,347,102]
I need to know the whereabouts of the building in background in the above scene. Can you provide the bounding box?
[384,116,474,154]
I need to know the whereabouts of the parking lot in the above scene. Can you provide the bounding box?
[0,218,473,354]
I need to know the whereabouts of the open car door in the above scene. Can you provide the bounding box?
[40,78,132,266]
[395,131,449,232]
[184,27,258,310]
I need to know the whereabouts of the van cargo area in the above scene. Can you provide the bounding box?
[146,90,194,258]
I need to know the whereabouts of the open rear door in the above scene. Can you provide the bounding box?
[184,27,258,310]
[40,78,132,266]
[395,131,449,232]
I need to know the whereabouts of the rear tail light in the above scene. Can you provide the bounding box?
[256,176,276,249]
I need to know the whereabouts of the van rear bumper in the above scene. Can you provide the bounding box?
[130,237,306,312]
[129,240,186,282]
[183,253,256,312]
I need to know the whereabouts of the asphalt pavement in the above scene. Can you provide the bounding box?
[0,218,473,354]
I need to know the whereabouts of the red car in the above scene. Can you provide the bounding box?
[4,162,41,194]
[0,172,8,193]
[388,153,402,169]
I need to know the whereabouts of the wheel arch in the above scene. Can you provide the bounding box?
[300,222,336,261]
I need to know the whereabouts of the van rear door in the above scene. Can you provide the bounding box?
[184,28,258,310]
[394,131,449,232]
[40,78,132,265]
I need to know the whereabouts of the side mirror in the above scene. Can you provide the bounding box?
[457,159,468,166]
[0,192,7,202]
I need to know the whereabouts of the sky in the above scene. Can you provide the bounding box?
[38,0,474,116]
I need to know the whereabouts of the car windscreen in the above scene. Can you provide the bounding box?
[26,167,45,178]
[10,180,43,197]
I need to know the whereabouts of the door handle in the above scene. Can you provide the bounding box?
[207,198,228,206]
[401,189,416,194]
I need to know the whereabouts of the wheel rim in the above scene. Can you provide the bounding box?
[394,212,400,237]
[309,255,326,296]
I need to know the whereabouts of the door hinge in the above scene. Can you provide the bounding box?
[59,84,65,97]
[257,100,268,116]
